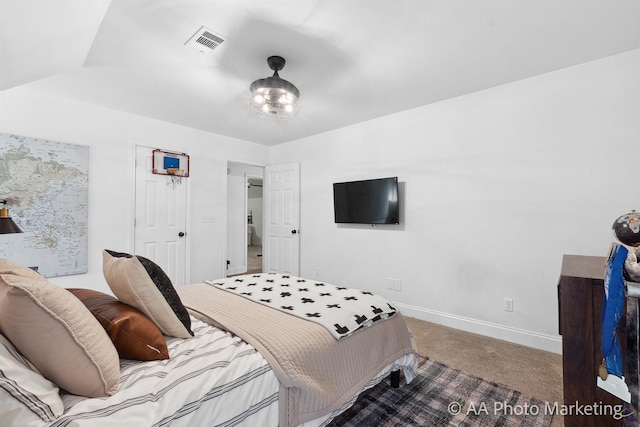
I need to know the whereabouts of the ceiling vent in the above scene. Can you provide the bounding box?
[185,26,225,53]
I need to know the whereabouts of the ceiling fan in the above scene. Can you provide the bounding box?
[249,55,300,119]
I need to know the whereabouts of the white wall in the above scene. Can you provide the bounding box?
[2,49,639,353]
[0,86,268,293]
[268,49,640,353]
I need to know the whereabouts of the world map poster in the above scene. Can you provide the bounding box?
[0,133,89,277]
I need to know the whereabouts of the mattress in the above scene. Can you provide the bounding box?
[43,315,415,427]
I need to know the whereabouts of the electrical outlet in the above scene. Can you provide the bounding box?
[504,298,514,312]
[315,267,320,277]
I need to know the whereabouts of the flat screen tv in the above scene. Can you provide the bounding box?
[333,177,399,224]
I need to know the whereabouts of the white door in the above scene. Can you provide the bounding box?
[263,163,300,275]
[134,146,188,285]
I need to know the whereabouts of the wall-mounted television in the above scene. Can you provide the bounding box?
[333,177,399,224]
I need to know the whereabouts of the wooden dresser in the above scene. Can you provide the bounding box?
[558,254,627,426]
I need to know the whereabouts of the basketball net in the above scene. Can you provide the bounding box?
[167,168,183,189]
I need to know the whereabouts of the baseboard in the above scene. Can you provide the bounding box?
[395,302,562,354]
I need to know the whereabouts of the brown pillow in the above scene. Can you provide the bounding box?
[67,288,170,361]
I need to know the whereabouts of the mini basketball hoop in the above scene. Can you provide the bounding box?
[152,149,189,189]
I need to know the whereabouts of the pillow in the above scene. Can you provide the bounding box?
[102,250,193,338]
[0,258,43,280]
[0,334,64,424]
[67,288,170,361]
[0,263,120,398]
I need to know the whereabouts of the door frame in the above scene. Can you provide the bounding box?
[180,159,299,279]
[224,161,266,277]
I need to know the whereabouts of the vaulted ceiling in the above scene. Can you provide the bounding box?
[2,0,640,145]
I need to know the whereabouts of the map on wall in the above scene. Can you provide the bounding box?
[0,133,89,277]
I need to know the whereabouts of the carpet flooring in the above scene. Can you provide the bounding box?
[328,356,553,427]
[404,317,563,427]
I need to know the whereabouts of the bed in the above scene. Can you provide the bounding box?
[0,252,418,427]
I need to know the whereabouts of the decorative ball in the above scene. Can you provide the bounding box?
[613,210,640,247]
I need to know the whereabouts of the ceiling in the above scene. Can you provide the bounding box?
[2,1,640,146]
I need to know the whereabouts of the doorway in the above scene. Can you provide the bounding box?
[226,162,264,276]
[246,175,263,274]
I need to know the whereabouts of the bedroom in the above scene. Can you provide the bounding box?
[1,1,639,425]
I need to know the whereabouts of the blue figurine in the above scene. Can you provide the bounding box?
[598,243,631,402]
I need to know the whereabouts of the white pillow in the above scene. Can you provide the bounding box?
[0,334,64,424]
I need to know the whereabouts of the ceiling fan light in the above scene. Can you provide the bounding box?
[249,56,300,119]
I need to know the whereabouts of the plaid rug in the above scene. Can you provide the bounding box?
[328,357,553,427]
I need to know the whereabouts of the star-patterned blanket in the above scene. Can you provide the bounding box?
[204,273,397,340]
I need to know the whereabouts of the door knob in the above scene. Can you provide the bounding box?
[291,229,298,234]
[178,232,185,237]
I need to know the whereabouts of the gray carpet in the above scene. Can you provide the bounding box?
[328,357,553,427]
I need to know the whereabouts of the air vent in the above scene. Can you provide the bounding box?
[185,26,225,53]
